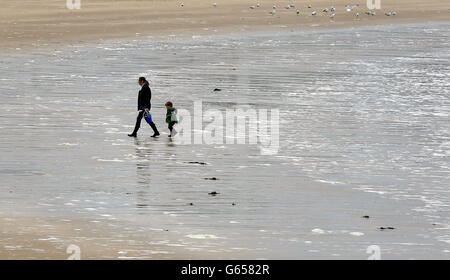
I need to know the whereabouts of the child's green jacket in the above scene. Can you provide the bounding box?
[166,108,178,123]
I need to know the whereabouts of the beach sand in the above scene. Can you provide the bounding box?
[1,0,449,50]
[1,1,450,260]
[0,213,234,260]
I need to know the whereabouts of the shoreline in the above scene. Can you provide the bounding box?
[1,0,449,53]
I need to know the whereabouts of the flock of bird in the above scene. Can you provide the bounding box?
[179,2,399,19]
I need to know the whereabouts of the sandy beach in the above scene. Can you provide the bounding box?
[0,213,194,259]
[1,1,449,260]
[1,0,449,51]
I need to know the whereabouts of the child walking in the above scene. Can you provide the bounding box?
[165,101,178,137]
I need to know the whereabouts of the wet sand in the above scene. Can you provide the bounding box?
[1,21,449,259]
[1,0,450,51]
[1,212,262,260]
[1,0,450,261]
[0,213,187,259]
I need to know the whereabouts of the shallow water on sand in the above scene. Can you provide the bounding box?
[1,22,449,259]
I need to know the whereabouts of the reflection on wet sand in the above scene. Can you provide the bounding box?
[135,138,152,210]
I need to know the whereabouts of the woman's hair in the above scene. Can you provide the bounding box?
[165,101,173,107]
[139,77,147,83]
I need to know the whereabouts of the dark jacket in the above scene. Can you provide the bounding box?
[137,82,152,110]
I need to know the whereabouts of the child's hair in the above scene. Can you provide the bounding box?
[165,101,173,107]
